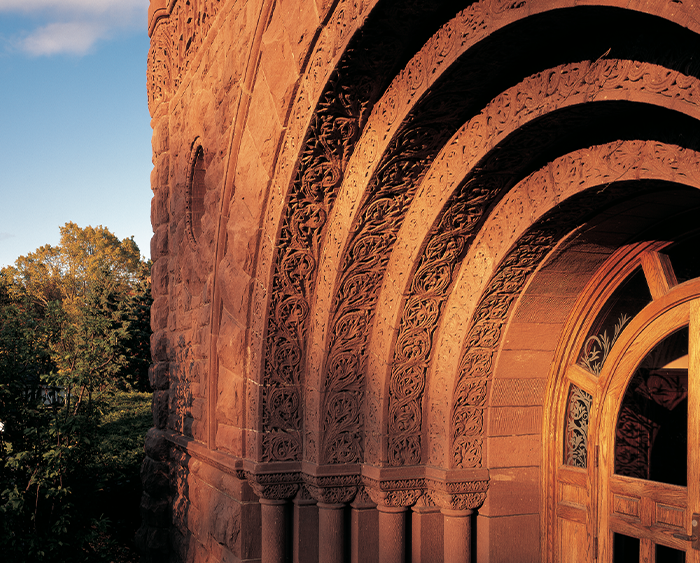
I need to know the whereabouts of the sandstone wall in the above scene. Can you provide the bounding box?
[140,0,341,559]
[138,0,700,561]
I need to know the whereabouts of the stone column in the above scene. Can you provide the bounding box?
[377,505,408,563]
[442,508,473,563]
[428,479,488,563]
[306,478,359,563]
[318,502,346,563]
[260,498,288,563]
[366,482,422,563]
[246,472,300,563]
[412,504,442,563]
[351,490,378,563]
[293,491,318,563]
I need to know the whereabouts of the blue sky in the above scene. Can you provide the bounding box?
[0,0,152,267]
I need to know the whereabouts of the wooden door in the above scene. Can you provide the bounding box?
[597,292,700,563]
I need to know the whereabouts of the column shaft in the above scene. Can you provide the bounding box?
[351,505,378,563]
[411,507,443,563]
[442,509,473,563]
[318,502,346,563]
[293,499,318,563]
[377,506,407,563]
[260,499,288,563]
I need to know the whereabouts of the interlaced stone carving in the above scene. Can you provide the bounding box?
[387,181,505,465]
[147,18,174,115]
[147,0,222,113]
[261,10,421,462]
[321,93,470,464]
[386,59,700,466]
[452,141,698,468]
[261,66,368,461]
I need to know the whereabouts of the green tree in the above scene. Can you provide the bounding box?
[3,222,142,315]
[0,226,152,561]
[2,223,151,392]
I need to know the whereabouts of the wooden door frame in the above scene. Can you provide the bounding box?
[594,281,700,562]
[542,242,700,562]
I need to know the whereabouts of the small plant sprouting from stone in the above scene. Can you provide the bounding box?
[580,313,631,375]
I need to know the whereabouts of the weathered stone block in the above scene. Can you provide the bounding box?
[142,456,171,498]
[145,427,171,461]
[149,362,170,390]
[152,390,171,429]
[140,491,171,528]
[151,298,170,334]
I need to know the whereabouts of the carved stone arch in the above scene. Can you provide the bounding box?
[362,59,700,468]
[438,149,700,466]
[300,0,700,468]
[431,182,700,559]
[211,0,486,462]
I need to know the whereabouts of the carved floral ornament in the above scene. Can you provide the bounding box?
[147,0,223,115]
[173,0,700,467]
[445,142,700,469]
[143,0,700,466]
[247,0,700,466]
[241,469,489,510]
[347,60,700,468]
[260,57,700,468]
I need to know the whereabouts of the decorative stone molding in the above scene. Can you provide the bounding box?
[259,0,452,463]
[185,140,205,245]
[317,51,700,467]
[377,58,700,467]
[448,141,700,468]
[363,477,424,508]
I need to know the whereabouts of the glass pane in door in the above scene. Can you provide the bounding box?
[615,327,688,486]
[656,543,685,563]
[613,533,640,563]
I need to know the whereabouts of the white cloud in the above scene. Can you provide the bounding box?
[0,0,146,16]
[21,21,105,56]
[0,0,147,56]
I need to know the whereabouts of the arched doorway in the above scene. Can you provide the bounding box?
[596,281,700,562]
[547,244,700,562]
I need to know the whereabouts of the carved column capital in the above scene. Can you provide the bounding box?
[363,477,424,508]
[425,478,489,511]
[244,470,301,501]
[303,474,360,505]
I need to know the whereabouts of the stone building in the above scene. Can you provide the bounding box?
[138,0,700,561]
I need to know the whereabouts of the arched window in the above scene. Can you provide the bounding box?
[186,144,206,244]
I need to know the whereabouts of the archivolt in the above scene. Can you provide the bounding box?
[360,60,700,468]
[414,141,700,470]
[248,0,700,465]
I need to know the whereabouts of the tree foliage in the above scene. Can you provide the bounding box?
[0,224,152,561]
[3,222,142,316]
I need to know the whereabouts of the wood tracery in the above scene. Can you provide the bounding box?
[564,385,593,468]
